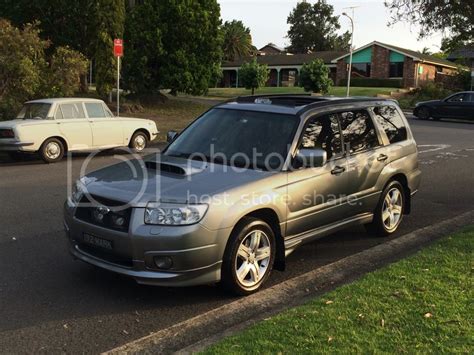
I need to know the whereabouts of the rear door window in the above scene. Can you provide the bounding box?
[59,103,86,119]
[339,110,379,154]
[300,114,343,160]
[85,103,106,118]
[372,106,408,144]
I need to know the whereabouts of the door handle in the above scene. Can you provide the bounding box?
[331,166,346,175]
[377,154,388,162]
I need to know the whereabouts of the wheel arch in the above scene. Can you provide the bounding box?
[41,135,69,153]
[131,128,151,141]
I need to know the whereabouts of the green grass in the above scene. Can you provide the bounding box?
[206,86,398,99]
[203,228,474,354]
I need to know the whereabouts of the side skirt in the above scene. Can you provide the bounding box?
[284,213,374,256]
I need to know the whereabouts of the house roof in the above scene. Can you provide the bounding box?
[447,46,474,61]
[331,41,459,69]
[259,43,286,53]
[222,51,346,68]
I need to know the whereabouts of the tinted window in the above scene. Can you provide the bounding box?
[165,108,298,170]
[466,93,474,102]
[339,110,379,154]
[60,103,85,119]
[447,94,466,102]
[86,103,106,118]
[372,106,407,144]
[300,114,342,160]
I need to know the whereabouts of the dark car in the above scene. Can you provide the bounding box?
[414,91,474,120]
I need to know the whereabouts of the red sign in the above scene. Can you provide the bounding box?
[114,39,123,57]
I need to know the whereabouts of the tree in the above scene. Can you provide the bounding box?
[0,20,88,120]
[155,0,223,95]
[222,20,253,61]
[238,59,269,95]
[385,0,473,52]
[0,20,47,119]
[299,59,332,94]
[122,0,163,95]
[286,0,350,53]
[43,47,89,97]
[92,0,126,98]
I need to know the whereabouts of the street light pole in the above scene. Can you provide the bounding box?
[342,12,354,97]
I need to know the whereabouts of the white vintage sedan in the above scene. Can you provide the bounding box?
[0,98,158,163]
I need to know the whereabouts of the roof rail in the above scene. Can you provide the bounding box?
[233,94,330,107]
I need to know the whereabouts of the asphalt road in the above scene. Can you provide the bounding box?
[0,117,473,353]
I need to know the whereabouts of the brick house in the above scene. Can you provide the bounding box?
[332,41,458,88]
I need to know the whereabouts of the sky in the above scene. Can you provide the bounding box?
[218,0,444,53]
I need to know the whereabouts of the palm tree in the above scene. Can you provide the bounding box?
[222,20,253,61]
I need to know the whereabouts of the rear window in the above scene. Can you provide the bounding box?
[372,106,407,144]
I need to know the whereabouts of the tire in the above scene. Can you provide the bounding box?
[221,217,276,295]
[129,131,148,152]
[416,106,431,120]
[39,138,65,163]
[365,180,405,237]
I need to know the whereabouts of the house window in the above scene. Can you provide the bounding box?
[352,63,371,77]
[389,62,404,77]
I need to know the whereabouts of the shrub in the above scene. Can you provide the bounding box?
[397,82,454,109]
[239,59,270,95]
[348,78,403,88]
[299,59,332,94]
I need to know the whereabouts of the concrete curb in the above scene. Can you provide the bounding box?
[104,211,474,355]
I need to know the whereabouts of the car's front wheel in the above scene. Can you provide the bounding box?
[221,217,276,295]
[366,180,405,237]
[129,131,148,152]
[40,138,65,163]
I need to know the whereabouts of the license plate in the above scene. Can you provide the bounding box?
[83,233,113,250]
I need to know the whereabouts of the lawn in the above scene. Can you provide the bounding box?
[203,227,474,354]
[206,86,398,99]
[131,98,212,142]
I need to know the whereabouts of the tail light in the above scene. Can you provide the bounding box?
[0,129,15,138]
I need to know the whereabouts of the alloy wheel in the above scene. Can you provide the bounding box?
[133,134,146,151]
[382,187,403,231]
[234,230,271,288]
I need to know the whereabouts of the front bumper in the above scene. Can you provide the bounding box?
[64,201,231,287]
[0,140,34,151]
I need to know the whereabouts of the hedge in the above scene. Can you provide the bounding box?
[342,78,403,88]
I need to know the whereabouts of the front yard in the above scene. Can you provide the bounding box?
[203,227,473,354]
[206,86,398,99]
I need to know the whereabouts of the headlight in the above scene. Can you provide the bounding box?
[144,202,208,225]
[70,180,84,204]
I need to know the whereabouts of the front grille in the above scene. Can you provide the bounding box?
[77,243,133,268]
[75,194,132,232]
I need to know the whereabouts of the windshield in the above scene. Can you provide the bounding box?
[164,108,298,170]
[16,103,52,120]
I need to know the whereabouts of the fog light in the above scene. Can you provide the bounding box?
[154,256,173,270]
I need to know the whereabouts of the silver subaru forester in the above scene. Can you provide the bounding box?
[64,95,421,295]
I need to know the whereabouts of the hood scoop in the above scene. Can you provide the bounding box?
[145,161,205,176]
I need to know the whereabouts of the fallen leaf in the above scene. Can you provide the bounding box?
[11,237,16,241]
[424,312,433,318]
[328,336,334,342]
[358,313,364,319]
[381,319,385,327]
[325,300,334,305]
[63,324,69,329]
[422,268,429,272]
[123,330,129,335]
[305,288,310,293]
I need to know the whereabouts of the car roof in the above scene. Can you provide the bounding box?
[25,98,104,104]
[216,94,398,115]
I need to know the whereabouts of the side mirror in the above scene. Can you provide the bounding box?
[167,130,178,143]
[294,148,327,169]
